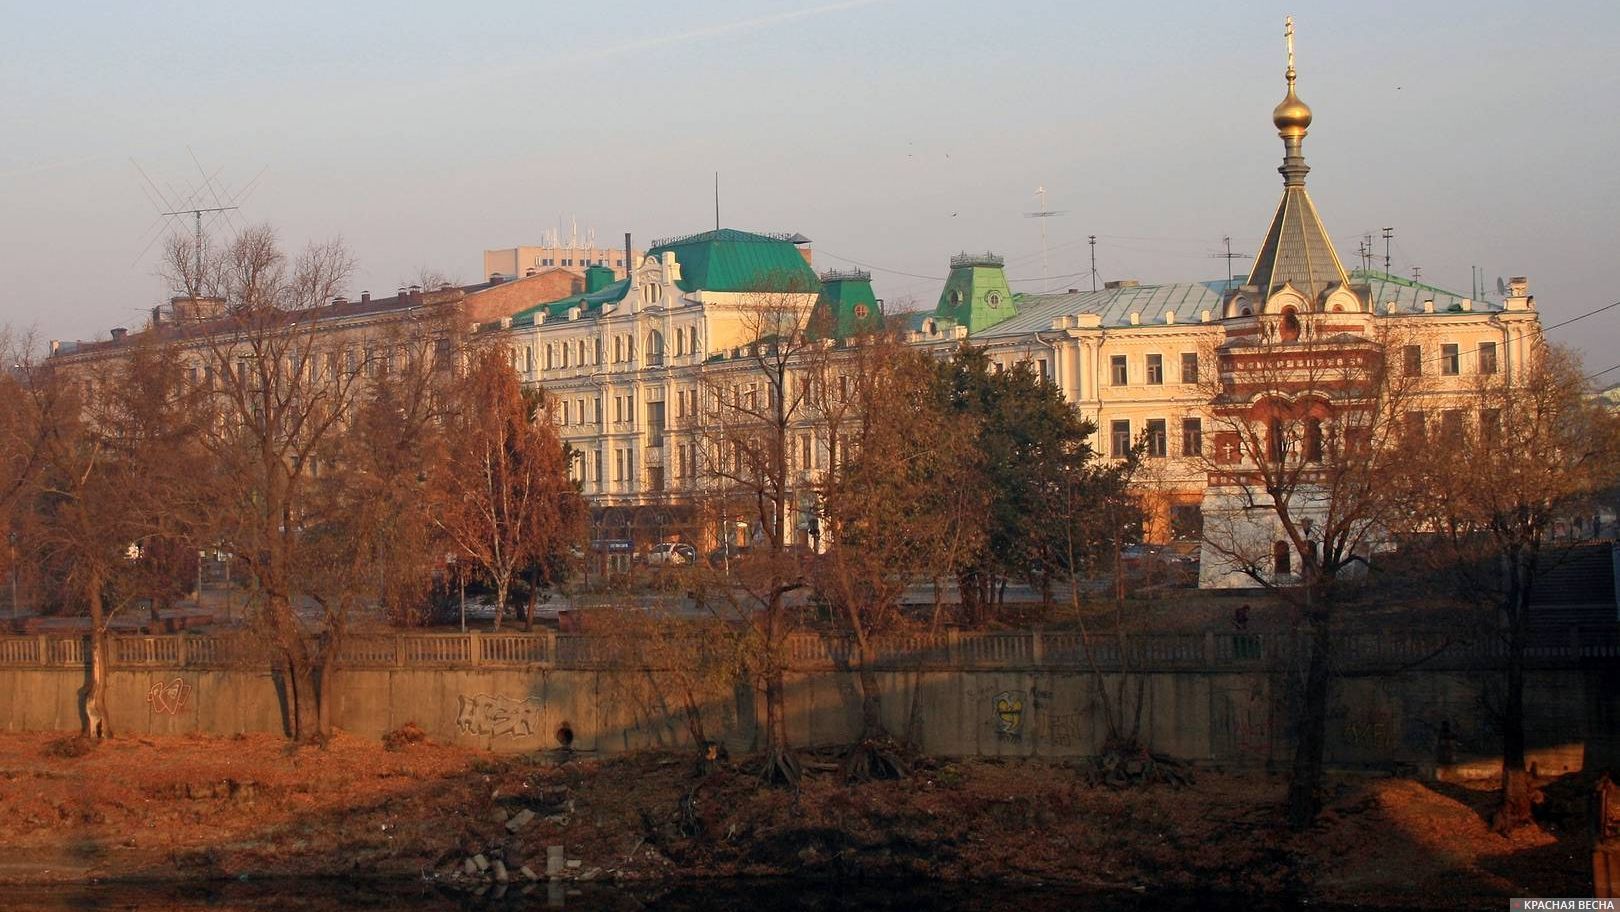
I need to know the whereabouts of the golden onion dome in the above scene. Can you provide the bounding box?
[1273,80,1312,136]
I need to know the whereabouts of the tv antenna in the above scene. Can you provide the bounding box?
[131,149,265,286]
[1210,235,1252,289]
[1088,235,1099,293]
[1022,186,1066,285]
[1381,226,1394,274]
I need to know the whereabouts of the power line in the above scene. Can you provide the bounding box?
[1586,362,1620,382]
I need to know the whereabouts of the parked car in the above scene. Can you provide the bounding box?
[646,542,696,567]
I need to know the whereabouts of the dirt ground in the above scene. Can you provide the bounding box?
[0,731,1593,907]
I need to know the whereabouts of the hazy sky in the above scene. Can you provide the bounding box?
[3,0,1617,373]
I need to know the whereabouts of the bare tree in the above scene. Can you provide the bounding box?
[166,224,366,741]
[1389,343,1620,831]
[431,343,584,632]
[692,272,821,786]
[812,334,969,778]
[1193,320,1425,827]
[26,336,203,737]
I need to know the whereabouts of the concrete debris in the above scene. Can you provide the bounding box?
[565,859,582,869]
[472,853,489,872]
[505,808,536,832]
[520,865,539,881]
[492,859,509,883]
[461,857,478,876]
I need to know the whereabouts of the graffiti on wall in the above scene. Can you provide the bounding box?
[1039,711,1084,747]
[993,690,1025,741]
[146,678,193,716]
[456,693,542,739]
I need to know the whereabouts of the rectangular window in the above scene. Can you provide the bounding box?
[800,433,812,471]
[1181,352,1199,384]
[593,450,603,483]
[647,401,665,447]
[1170,505,1203,541]
[1146,354,1164,385]
[1403,344,1422,377]
[1036,358,1048,380]
[1110,419,1131,458]
[1404,411,1427,443]
[1304,418,1323,462]
[1481,409,1501,449]
[1182,417,1202,457]
[594,397,603,425]
[1441,409,1464,441]
[1268,418,1287,463]
[648,466,664,492]
[1479,341,1498,375]
[1145,419,1167,457]
[561,401,569,425]
[1441,343,1460,375]
[1110,355,1128,386]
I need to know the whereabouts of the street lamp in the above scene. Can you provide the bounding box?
[8,532,18,621]
[447,553,465,633]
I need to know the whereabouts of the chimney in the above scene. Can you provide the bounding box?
[488,273,505,286]
[408,284,422,296]
[360,291,371,303]
[110,327,128,342]
[151,305,164,327]
[332,295,348,306]
[397,286,408,298]
[624,232,633,276]
[1067,288,1078,294]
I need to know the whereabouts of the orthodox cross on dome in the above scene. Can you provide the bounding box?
[1285,16,1295,79]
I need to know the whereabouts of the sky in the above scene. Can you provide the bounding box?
[2,0,1618,374]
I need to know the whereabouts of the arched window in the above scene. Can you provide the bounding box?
[561,344,569,368]
[674,328,684,357]
[646,330,665,367]
[1280,307,1301,342]
[1273,541,1292,576]
[545,344,554,370]
[613,336,623,362]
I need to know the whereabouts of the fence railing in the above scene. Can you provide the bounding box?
[0,627,1614,673]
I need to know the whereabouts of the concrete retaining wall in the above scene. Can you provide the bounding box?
[4,662,1615,774]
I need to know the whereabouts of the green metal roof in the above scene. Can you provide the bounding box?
[810,269,884,340]
[647,228,818,294]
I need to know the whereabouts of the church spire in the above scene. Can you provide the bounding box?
[1245,17,1349,305]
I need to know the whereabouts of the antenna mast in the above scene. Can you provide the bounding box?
[1381,226,1394,274]
[160,205,238,288]
[1211,235,1252,289]
[1088,235,1098,292]
[1022,186,1066,286]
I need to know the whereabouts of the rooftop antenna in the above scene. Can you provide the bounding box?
[1357,233,1374,273]
[1381,226,1394,274]
[1022,185,1066,285]
[1211,235,1252,290]
[161,205,239,283]
[1088,235,1098,292]
[131,152,263,286]
[1411,265,1422,283]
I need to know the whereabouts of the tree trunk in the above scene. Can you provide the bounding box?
[266,593,318,741]
[1494,557,1534,832]
[82,569,111,739]
[1286,597,1332,829]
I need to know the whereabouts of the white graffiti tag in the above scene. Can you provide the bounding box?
[456,693,542,739]
[146,678,194,715]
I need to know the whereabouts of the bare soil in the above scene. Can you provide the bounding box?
[0,732,1591,908]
